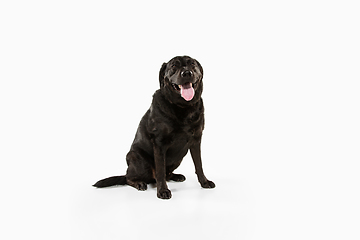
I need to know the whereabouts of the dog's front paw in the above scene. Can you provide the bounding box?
[200,180,216,189]
[157,188,172,200]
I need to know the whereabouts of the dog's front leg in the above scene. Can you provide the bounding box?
[153,143,172,199]
[190,142,216,189]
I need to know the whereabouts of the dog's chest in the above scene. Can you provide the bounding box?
[149,98,204,148]
[165,125,198,160]
[168,114,203,146]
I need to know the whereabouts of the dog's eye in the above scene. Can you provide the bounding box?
[187,60,195,66]
[171,60,181,68]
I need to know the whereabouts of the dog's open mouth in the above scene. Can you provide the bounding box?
[172,82,195,101]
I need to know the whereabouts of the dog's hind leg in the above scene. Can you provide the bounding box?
[168,173,186,182]
[126,179,148,191]
[125,150,154,191]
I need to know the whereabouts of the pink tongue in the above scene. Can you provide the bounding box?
[180,83,195,101]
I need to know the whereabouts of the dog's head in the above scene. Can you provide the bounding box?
[159,56,203,105]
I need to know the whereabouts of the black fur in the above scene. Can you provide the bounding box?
[93,56,215,199]
[93,176,126,188]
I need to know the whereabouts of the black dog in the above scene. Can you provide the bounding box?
[93,56,215,199]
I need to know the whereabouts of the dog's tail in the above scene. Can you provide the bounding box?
[93,176,127,188]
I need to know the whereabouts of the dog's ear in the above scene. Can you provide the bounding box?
[195,59,203,77]
[159,63,167,88]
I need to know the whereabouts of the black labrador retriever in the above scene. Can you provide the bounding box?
[93,56,215,199]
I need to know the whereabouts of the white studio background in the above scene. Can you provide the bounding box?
[1,0,359,239]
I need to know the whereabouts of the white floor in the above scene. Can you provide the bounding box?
[69,169,251,240]
[3,145,359,240]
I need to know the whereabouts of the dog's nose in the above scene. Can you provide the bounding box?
[181,70,193,78]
